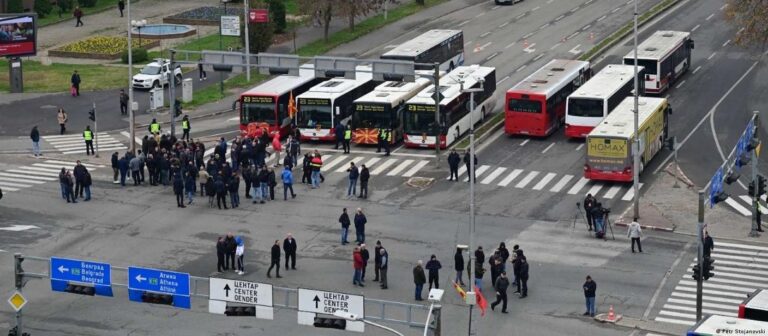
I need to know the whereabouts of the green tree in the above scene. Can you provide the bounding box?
[57,0,73,16]
[7,0,24,13]
[34,0,54,18]
[298,0,333,40]
[725,0,768,50]
[80,0,97,8]
[268,0,287,34]
[416,0,425,5]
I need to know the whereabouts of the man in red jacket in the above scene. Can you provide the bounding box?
[353,247,364,287]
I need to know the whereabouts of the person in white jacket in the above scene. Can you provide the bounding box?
[627,218,643,253]
[235,236,246,275]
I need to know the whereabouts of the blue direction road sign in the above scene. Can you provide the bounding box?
[710,167,724,208]
[50,257,113,296]
[127,266,191,309]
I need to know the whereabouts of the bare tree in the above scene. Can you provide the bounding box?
[339,0,397,31]
[725,0,768,50]
[298,0,334,40]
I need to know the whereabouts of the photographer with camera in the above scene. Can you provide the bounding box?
[583,194,597,231]
[590,202,609,239]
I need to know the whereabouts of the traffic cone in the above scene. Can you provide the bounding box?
[607,305,615,321]
[474,43,481,53]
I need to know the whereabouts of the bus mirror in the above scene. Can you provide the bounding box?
[231,100,239,111]
[689,40,695,49]
[667,107,673,115]
[335,106,340,115]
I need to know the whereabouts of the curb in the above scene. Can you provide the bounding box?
[454,116,504,152]
[135,107,234,129]
[614,221,675,232]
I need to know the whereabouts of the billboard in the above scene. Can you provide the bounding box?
[0,15,37,57]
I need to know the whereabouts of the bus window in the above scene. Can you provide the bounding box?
[567,99,604,117]
[508,99,542,113]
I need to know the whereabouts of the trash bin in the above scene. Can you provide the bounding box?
[182,78,193,103]
[149,88,164,110]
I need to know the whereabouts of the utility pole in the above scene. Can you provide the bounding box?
[750,111,760,237]
[169,50,177,138]
[14,253,24,336]
[243,0,250,81]
[127,0,135,155]
[434,62,441,168]
[632,0,641,219]
[695,190,704,321]
[93,102,100,158]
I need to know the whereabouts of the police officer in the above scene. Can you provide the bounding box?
[383,128,392,156]
[181,115,191,141]
[376,126,385,153]
[343,124,352,154]
[149,118,161,135]
[83,126,94,155]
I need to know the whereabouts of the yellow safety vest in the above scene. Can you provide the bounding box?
[182,120,189,130]
[83,130,92,141]
[344,129,351,140]
[150,122,160,134]
[386,130,392,142]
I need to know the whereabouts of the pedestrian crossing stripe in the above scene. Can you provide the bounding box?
[43,133,127,155]
[480,167,507,185]
[722,194,768,217]
[464,165,490,182]
[654,241,768,326]
[532,172,556,190]
[515,171,539,189]
[0,160,104,194]
[498,169,523,187]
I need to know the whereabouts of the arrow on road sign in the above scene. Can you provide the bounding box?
[568,44,582,55]
[523,43,537,53]
[313,295,321,309]
[224,284,231,297]
[57,265,69,273]
[135,274,147,283]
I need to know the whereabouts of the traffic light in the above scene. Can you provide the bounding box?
[174,99,182,117]
[14,254,23,288]
[140,292,173,305]
[88,108,96,122]
[749,181,756,197]
[691,263,701,281]
[224,306,256,316]
[313,317,347,330]
[65,284,95,296]
[703,256,715,280]
[725,170,740,184]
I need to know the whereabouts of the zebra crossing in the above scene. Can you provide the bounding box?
[722,194,768,217]
[0,160,106,193]
[43,132,127,155]
[654,241,768,326]
[450,164,640,201]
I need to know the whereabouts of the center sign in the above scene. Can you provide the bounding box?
[297,288,364,316]
[209,278,273,307]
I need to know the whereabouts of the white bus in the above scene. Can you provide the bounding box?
[296,66,379,142]
[381,29,464,71]
[565,64,643,139]
[403,65,497,149]
[623,30,693,95]
[351,71,437,145]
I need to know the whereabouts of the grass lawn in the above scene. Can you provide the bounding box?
[297,0,447,57]
[0,59,136,93]
[184,72,266,109]
[39,0,129,27]
[148,35,243,60]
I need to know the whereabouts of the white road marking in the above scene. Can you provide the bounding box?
[586,183,603,196]
[567,32,580,40]
[120,131,143,145]
[492,5,500,10]
[0,181,32,188]
[570,6,579,12]
[549,42,562,50]
[475,12,486,18]
[568,44,582,55]
[458,19,471,27]
[335,156,366,173]
[549,174,573,192]
[486,52,499,61]
[0,225,40,232]
[498,22,509,29]
[555,15,565,21]
[387,159,413,176]
[675,80,686,89]
[363,157,381,168]
[532,6,540,11]
[582,24,591,31]
[42,160,105,168]
[498,169,523,187]
[692,66,701,74]
[708,52,717,60]
[496,75,510,85]
[464,40,473,47]
[533,54,544,61]
[722,39,731,47]
[691,24,700,32]
[371,159,397,175]
[724,198,752,216]
[720,4,728,10]
[621,183,643,201]
[402,160,429,177]
[576,144,584,151]
[522,32,534,39]
[519,139,529,146]
[706,13,714,21]
[567,177,589,195]
[515,171,539,188]
[0,176,45,184]
[505,42,516,49]
[597,15,606,22]
[532,172,556,190]
[480,167,507,185]
[480,41,492,50]
[480,31,491,38]
[465,165,490,182]
[0,172,54,181]
[611,7,621,13]
[516,65,527,72]
[539,23,550,30]
[516,13,526,20]
[320,156,346,172]
[541,142,555,153]
[603,185,622,199]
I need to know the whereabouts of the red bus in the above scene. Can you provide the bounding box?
[505,59,591,137]
[237,65,324,138]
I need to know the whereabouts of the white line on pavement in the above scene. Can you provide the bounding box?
[692,66,702,74]
[722,39,731,47]
[541,142,555,153]
[371,159,397,175]
[387,159,413,176]
[458,19,471,27]
[496,76,510,85]
[515,171,539,188]
[676,80,686,89]
[475,12,486,18]
[555,15,565,21]
[486,52,499,61]
[691,24,700,32]
[480,31,491,38]
[498,169,523,187]
[706,13,714,21]
[533,54,544,61]
[708,52,716,60]
[532,6,540,11]
[576,144,584,151]
[597,15,606,22]
[402,160,429,177]
[480,167,507,185]
[539,23,550,30]
[519,139,529,146]
[549,175,573,193]
[516,65,527,72]
[550,42,562,50]
[498,22,509,29]
[532,172,556,190]
[516,13,525,20]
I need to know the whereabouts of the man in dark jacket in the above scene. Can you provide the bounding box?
[334,121,345,150]
[583,275,596,316]
[518,257,529,298]
[347,162,359,198]
[340,208,351,244]
[111,152,119,183]
[267,240,282,278]
[283,234,297,270]
[491,271,510,313]
[302,153,311,184]
[379,248,389,289]
[359,244,371,281]
[583,194,597,231]
[359,164,370,199]
[70,70,81,95]
[118,155,129,186]
[425,255,442,290]
[228,171,240,208]
[354,208,367,243]
[215,237,226,272]
[73,161,88,199]
[703,230,714,257]
[224,233,236,271]
[267,167,277,200]
[463,150,478,182]
[512,249,524,293]
[454,247,465,286]
[413,260,427,301]
[447,149,461,181]
[82,170,92,201]
[173,173,185,208]
[214,176,228,209]
[373,241,383,282]
[30,126,41,157]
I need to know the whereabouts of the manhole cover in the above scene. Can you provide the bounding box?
[406,177,434,189]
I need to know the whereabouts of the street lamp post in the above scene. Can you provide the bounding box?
[632,0,640,219]
[132,19,146,47]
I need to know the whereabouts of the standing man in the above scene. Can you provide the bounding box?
[282,167,296,200]
[491,271,510,313]
[383,128,392,156]
[57,108,68,135]
[413,260,426,301]
[353,246,364,287]
[83,126,94,155]
[198,59,207,81]
[584,194,597,231]
[119,89,128,116]
[347,162,359,199]
[376,127,385,153]
[339,208,351,245]
[463,149,477,182]
[379,248,389,289]
[118,0,125,17]
[181,115,191,142]
[283,234,297,270]
[129,154,141,185]
[359,164,370,199]
[454,247,465,286]
[447,148,460,181]
[267,240,282,278]
[425,254,442,290]
[216,237,226,273]
[518,257,529,298]
[354,208,367,244]
[334,121,345,150]
[373,241,383,282]
[30,126,41,157]
[703,230,714,258]
[73,7,83,27]
[82,169,92,201]
[343,124,352,154]
[111,152,120,184]
[235,236,245,275]
[583,275,596,317]
[627,218,643,253]
[70,70,81,96]
[224,233,236,271]
[149,118,161,136]
[360,243,370,281]
[73,160,88,199]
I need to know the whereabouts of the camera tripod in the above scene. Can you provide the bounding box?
[597,212,616,241]
[572,202,590,232]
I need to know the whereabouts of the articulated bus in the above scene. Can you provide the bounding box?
[623,30,693,95]
[505,59,591,137]
[381,29,464,71]
[403,65,496,149]
[296,66,378,142]
[585,96,670,182]
[565,64,643,138]
[351,71,436,145]
[238,65,324,138]
[688,315,768,336]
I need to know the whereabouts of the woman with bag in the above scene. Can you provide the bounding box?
[56,108,68,135]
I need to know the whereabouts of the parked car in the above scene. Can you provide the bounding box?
[132,58,182,90]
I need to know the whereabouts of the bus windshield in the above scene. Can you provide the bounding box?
[298,104,333,128]
[623,58,657,75]
[242,103,275,124]
[568,98,604,117]
[354,109,391,129]
[404,110,437,134]
[508,99,542,113]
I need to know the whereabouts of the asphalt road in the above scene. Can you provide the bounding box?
[1,0,762,335]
